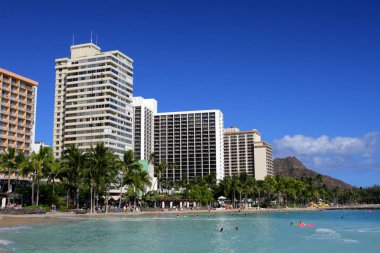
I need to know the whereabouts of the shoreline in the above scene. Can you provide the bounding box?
[1,204,379,227]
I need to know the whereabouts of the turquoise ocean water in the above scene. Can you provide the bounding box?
[0,210,379,253]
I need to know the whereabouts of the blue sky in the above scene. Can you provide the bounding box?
[1,0,379,187]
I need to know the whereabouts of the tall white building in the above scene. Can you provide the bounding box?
[53,43,134,157]
[224,127,273,180]
[132,97,157,160]
[154,110,224,182]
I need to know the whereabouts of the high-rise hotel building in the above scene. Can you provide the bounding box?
[224,127,273,180]
[132,97,157,160]
[53,43,134,157]
[0,68,37,154]
[254,141,274,180]
[154,110,224,181]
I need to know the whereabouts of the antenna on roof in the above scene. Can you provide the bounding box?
[95,34,98,45]
[91,31,93,43]
[72,34,75,45]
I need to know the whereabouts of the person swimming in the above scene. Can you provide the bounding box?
[235,226,239,231]
[220,228,224,232]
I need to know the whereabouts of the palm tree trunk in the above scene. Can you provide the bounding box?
[90,184,93,213]
[52,179,55,196]
[7,168,11,207]
[66,189,69,209]
[258,191,261,208]
[239,192,242,209]
[13,172,20,205]
[118,178,123,209]
[36,179,40,206]
[31,181,35,206]
[76,187,79,209]
[159,173,161,192]
[233,189,236,209]
[105,184,110,213]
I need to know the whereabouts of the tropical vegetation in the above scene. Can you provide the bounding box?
[1,148,379,212]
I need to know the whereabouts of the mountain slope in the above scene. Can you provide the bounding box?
[273,157,352,190]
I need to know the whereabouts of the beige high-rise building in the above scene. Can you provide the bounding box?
[0,68,38,154]
[253,141,274,180]
[224,127,273,180]
[53,43,134,157]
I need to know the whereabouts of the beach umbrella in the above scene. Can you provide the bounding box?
[218,196,227,200]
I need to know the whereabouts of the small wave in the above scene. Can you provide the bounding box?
[304,228,358,244]
[0,239,13,246]
[342,239,358,243]
[0,225,32,233]
[316,228,336,234]
[341,228,380,233]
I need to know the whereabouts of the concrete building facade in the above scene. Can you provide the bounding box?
[253,141,274,180]
[132,97,157,160]
[154,110,224,182]
[53,43,134,157]
[0,68,38,154]
[224,127,273,180]
[31,141,50,154]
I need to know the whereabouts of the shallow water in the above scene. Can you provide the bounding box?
[1,210,379,253]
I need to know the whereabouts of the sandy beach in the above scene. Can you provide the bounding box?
[0,215,62,228]
[1,204,379,228]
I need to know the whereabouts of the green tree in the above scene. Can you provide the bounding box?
[60,144,87,208]
[126,165,151,210]
[156,161,167,192]
[118,150,140,208]
[32,146,55,206]
[0,147,25,207]
[85,143,117,213]
[263,176,276,205]
[239,172,252,208]
[230,175,241,208]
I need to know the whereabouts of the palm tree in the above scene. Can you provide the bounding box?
[12,152,27,202]
[85,143,117,213]
[239,172,252,208]
[0,147,25,207]
[218,176,232,201]
[127,165,151,210]
[32,146,55,206]
[274,175,285,205]
[263,176,276,205]
[230,175,241,208]
[168,163,178,183]
[46,158,61,196]
[118,150,140,209]
[156,160,167,192]
[254,180,264,208]
[20,153,38,205]
[61,144,86,208]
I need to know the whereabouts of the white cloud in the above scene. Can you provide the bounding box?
[274,132,378,156]
[273,132,380,171]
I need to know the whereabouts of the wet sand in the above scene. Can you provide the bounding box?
[0,215,61,228]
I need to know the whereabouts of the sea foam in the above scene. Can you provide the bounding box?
[0,239,13,246]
